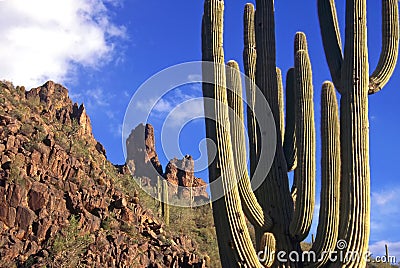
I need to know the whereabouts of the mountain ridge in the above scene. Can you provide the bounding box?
[0,80,216,268]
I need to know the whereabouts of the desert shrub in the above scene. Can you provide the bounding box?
[48,215,93,268]
[8,154,26,185]
[20,123,35,136]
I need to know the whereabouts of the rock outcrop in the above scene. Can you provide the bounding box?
[164,156,208,201]
[126,123,209,201]
[0,81,209,268]
[126,123,163,185]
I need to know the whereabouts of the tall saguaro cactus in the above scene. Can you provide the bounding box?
[318,0,399,267]
[201,0,399,267]
[305,82,341,268]
[202,1,264,266]
[161,179,169,226]
[289,34,316,242]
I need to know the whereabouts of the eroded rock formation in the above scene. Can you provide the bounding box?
[164,156,208,201]
[0,81,208,267]
[126,124,209,201]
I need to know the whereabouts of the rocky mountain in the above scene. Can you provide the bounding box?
[0,81,215,267]
[125,124,209,202]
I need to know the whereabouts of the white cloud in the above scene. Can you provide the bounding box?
[164,98,204,127]
[109,122,122,138]
[187,74,202,82]
[0,0,126,88]
[372,189,398,206]
[70,88,111,109]
[153,99,173,113]
[134,87,203,122]
[86,88,111,107]
[369,240,400,263]
[370,186,400,243]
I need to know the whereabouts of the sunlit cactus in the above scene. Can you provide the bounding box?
[226,60,272,233]
[202,1,263,266]
[161,178,169,226]
[289,35,316,242]
[305,82,340,268]
[201,0,399,267]
[318,0,399,266]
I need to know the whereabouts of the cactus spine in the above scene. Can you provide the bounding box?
[157,176,170,225]
[259,232,276,267]
[252,0,298,258]
[283,68,297,172]
[385,244,390,264]
[276,67,285,143]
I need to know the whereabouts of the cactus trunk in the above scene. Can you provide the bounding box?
[253,1,300,262]
[202,1,263,266]
[161,179,169,226]
[336,1,370,266]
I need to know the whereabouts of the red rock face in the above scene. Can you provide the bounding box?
[164,156,209,200]
[0,81,208,267]
[126,123,163,185]
[126,124,209,201]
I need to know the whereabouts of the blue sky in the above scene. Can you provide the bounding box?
[0,0,399,261]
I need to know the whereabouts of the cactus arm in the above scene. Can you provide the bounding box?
[295,31,309,53]
[283,68,297,172]
[305,82,340,268]
[277,67,285,143]
[317,0,344,94]
[226,60,273,232]
[369,0,399,94]
[288,31,307,202]
[202,1,263,266]
[254,0,300,263]
[243,3,259,178]
[335,1,370,267]
[258,233,276,267]
[289,47,316,242]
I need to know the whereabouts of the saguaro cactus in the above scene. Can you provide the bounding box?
[318,0,399,266]
[202,1,264,266]
[161,179,169,226]
[305,82,341,268]
[289,34,316,242]
[201,0,399,267]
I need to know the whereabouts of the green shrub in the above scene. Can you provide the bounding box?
[49,215,93,268]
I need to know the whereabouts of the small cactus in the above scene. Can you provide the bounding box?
[162,179,169,226]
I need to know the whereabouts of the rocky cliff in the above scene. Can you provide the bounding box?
[126,124,209,202]
[164,156,208,202]
[0,81,211,268]
[126,123,163,186]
